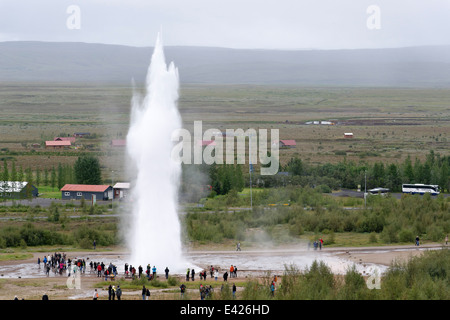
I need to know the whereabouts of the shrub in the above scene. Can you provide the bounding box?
[316,184,332,193]
[79,237,92,249]
[339,265,371,300]
[398,229,414,243]
[381,225,399,244]
[426,225,445,242]
[302,260,336,299]
[167,276,179,286]
[369,232,378,243]
[380,249,449,299]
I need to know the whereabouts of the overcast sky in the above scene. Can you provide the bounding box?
[0,0,449,49]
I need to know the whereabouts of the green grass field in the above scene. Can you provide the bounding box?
[0,83,449,182]
[36,186,61,199]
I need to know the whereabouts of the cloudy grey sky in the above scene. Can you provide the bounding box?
[0,0,449,49]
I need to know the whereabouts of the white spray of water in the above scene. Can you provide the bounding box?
[126,34,186,272]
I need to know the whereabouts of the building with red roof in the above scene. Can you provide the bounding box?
[54,137,76,143]
[198,140,216,146]
[278,140,296,148]
[111,139,126,147]
[46,140,71,148]
[60,184,113,201]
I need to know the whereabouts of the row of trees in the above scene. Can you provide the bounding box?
[209,164,245,195]
[180,150,448,201]
[260,150,449,192]
[1,155,102,192]
[1,150,448,198]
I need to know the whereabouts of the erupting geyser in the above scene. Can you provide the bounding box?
[126,34,186,271]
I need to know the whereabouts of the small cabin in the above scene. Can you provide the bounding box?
[280,140,296,148]
[73,132,91,138]
[113,182,130,199]
[61,184,112,201]
[111,139,126,147]
[45,140,71,148]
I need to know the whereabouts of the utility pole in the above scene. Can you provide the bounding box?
[111,170,114,211]
[364,170,367,208]
[249,140,253,210]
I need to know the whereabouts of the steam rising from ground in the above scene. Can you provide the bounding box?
[125,34,186,271]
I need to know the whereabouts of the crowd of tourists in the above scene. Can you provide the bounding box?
[38,252,88,277]
[31,244,281,300]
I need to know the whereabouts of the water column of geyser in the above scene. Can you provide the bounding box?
[126,34,187,272]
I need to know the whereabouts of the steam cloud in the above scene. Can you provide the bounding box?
[126,33,186,271]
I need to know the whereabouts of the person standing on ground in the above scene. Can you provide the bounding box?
[93,289,99,300]
[111,286,116,300]
[191,268,195,281]
[236,242,241,251]
[223,271,228,282]
[214,269,219,281]
[97,263,102,277]
[116,285,122,300]
[108,285,112,300]
[232,283,236,299]
[180,283,186,299]
[142,286,147,300]
[165,267,169,279]
[415,235,420,246]
[152,265,157,279]
[199,283,204,300]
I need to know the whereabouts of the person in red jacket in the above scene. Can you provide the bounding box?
[97,263,102,277]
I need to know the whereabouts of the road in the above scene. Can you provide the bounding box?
[1,189,447,209]
[331,189,448,199]
[0,198,114,208]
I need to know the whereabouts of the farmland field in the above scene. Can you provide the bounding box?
[0,82,449,302]
[0,83,449,182]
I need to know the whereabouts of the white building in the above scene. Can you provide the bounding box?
[113,182,130,199]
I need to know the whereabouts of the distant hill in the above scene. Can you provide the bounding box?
[0,41,449,86]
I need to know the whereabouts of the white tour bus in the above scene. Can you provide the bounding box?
[402,184,440,196]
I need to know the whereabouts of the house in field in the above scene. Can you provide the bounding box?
[275,140,296,148]
[60,184,113,201]
[45,140,71,149]
[111,139,126,147]
[113,182,130,199]
[54,137,76,143]
[344,133,354,138]
[0,181,38,199]
[198,140,216,146]
[73,132,91,138]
